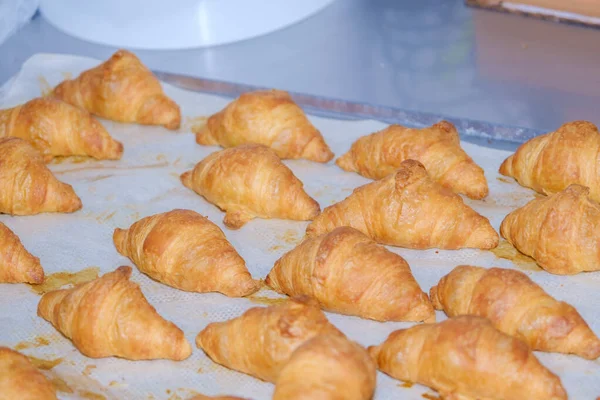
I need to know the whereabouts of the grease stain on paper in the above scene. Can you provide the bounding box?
[30,267,100,295]
[491,241,541,272]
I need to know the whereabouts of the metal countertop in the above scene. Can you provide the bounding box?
[1,0,599,133]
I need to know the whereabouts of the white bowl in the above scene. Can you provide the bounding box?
[40,0,336,50]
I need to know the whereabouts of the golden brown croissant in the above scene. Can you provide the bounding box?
[500,184,600,274]
[37,266,192,360]
[196,296,344,382]
[181,144,320,229]
[430,265,600,359]
[0,97,123,162]
[0,347,57,400]
[53,50,181,129]
[113,209,260,296]
[0,137,82,215]
[266,226,434,322]
[368,316,567,400]
[306,160,498,249]
[273,334,376,400]
[337,121,488,199]
[500,121,600,200]
[194,89,333,162]
[0,222,43,284]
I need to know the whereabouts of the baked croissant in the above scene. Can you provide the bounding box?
[273,334,376,400]
[500,184,600,274]
[0,347,57,400]
[37,266,192,360]
[430,265,600,359]
[0,137,82,215]
[368,316,567,400]
[53,50,181,129]
[0,97,123,162]
[500,121,600,201]
[113,209,260,296]
[266,226,434,322]
[196,296,344,382]
[0,222,44,284]
[306,160,498,249]
[194,90,333,162]
[181,144,320,229]
[337,121,488,199]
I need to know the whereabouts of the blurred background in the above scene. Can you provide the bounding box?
[1,0,599,133]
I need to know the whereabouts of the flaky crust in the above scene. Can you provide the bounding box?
[273,334,376,400]
[337,121,488,199]
[0,347,57,400]
[53,50,180,129]
[194,90,333,162]
[113,209,259,296]
[368,316,567,400]
[0,137,82,215]
[196,296,344,383]
[266,227,434,322]
[37,266,192,360]
[306,160,498,249]
[0,97,123,162]
[181,144,320,229]
[500,184,600,274]
[500,121,600,201]
[0,222,43,284]
[430,265,600,359]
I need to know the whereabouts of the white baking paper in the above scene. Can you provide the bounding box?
[0,54,598,400]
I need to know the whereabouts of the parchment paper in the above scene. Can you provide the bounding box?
[0,54,598,400]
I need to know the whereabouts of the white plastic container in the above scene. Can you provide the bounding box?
[40,0,336,50]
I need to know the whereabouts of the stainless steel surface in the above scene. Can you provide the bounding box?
[1,0,599,133]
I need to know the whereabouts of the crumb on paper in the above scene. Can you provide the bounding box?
[38,76,52,96]
[83,365,97,376]
[277,229,301,245]
[521,42,529,49]
[156,154,167,162]
[172,157,182,166]
[169,172,181,179]
[51,377,73,394]
[202,312,208,317]
[78,390,106,400]
[399,381,414,388]
[27,355,63,370]
[269,244,283,252]
[496,177,513,184]
[30,267,100,295]
[197,367,203,374]
[85,174,114,183]
[14,335,51,350]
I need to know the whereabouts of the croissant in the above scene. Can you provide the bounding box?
[0,222,43,284]
[196,296,344,382]
[430,265,600,359]
[306,160,498,249]
[0,97,123,162]
[113,209,260,296]
[0,347,57,400]
[194,89,333,162]
[273,334,376,400]
[0,137,82,215]
[266,226,434,322]
[337,121,488,199]
[500,121,600,201]
[37,266,192,360]
[368,316,567,400]
[500,184,600,274]
[53,50,181,129]
[181,144,320,229]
